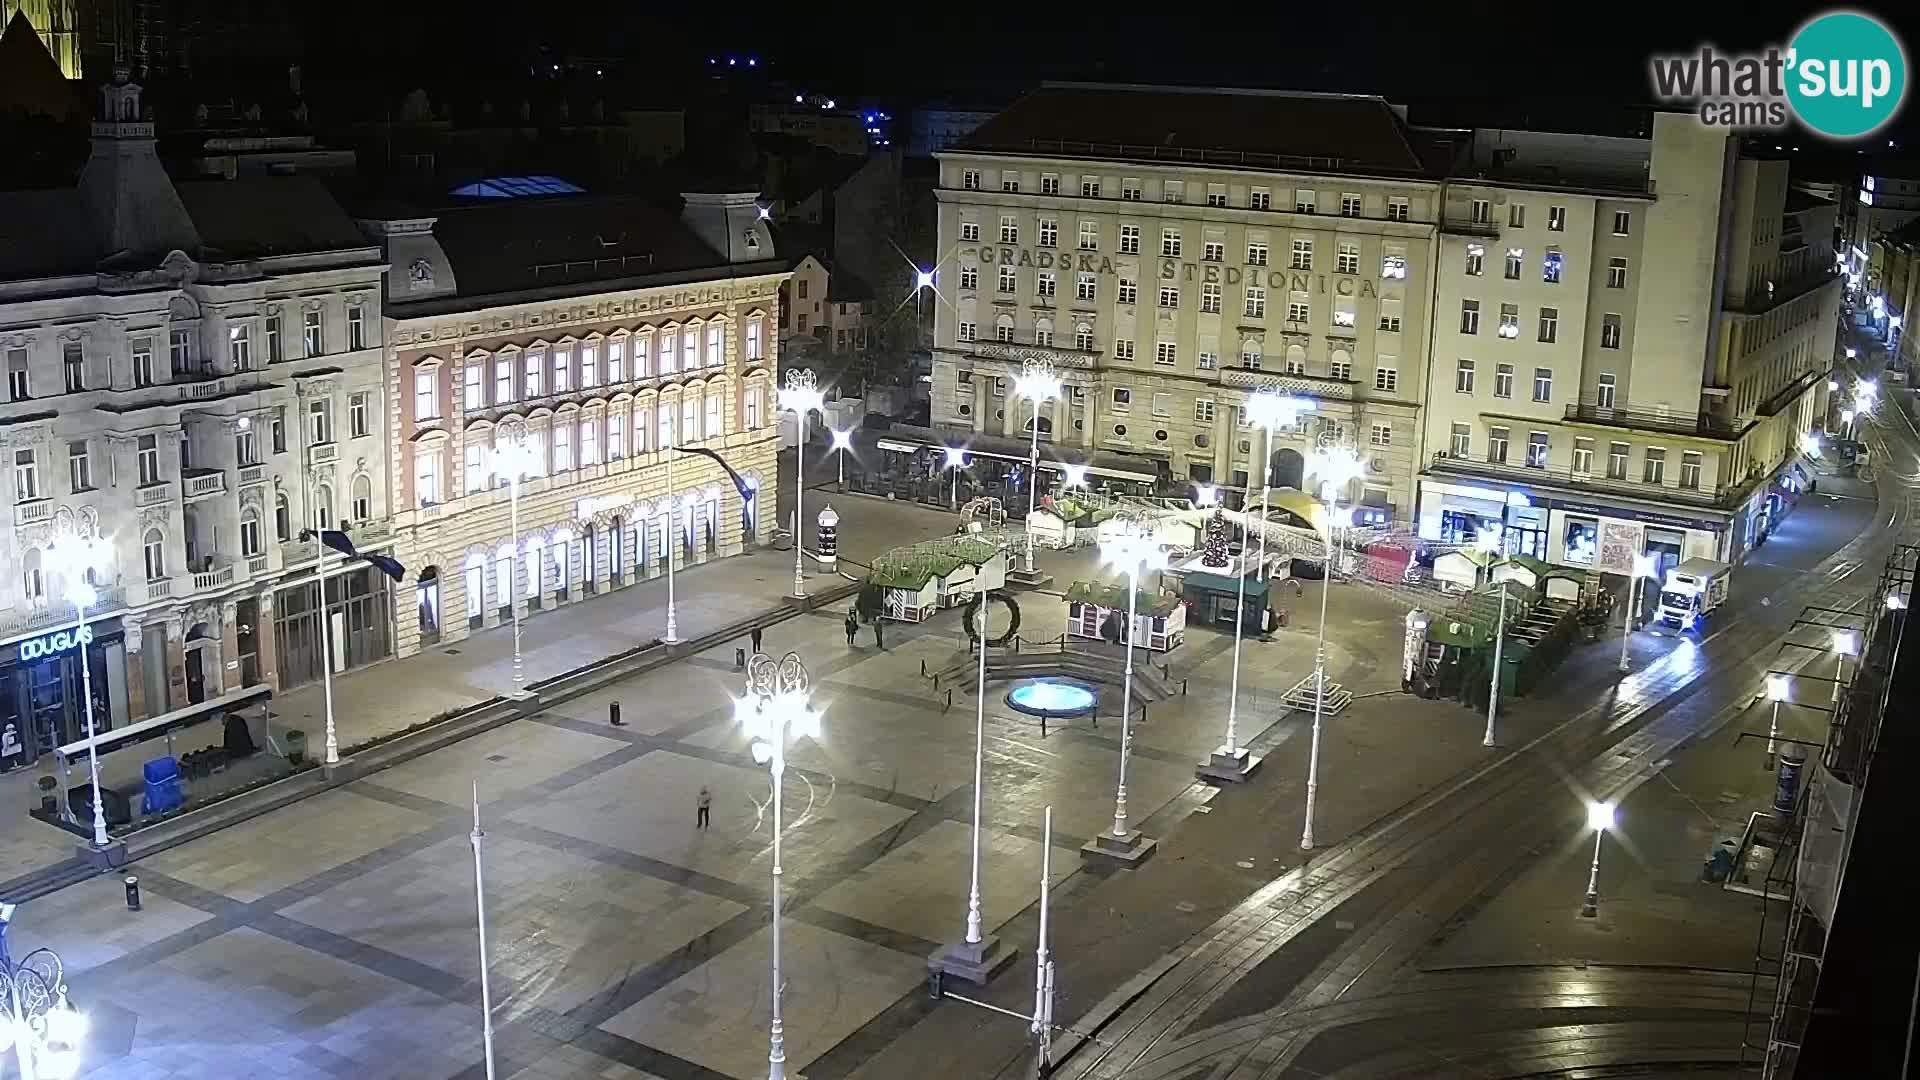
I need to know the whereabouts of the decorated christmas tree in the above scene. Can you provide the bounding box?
[1201,509,1231,568]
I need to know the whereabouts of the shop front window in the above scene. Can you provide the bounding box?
[1563,519,1598,565]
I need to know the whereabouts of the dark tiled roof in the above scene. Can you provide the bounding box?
[0,190,99,277]
[176,176,373,259]
[408,194,736,301]
[952,84,1431,178]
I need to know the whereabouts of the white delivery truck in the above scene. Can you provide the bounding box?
[1657,558,1732,631]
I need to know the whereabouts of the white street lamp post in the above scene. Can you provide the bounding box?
[1618,554,1657,674]
[1096,514,1169,856]
[830,428,853,488]
[43,529,114,848]
[736,651,823,1080]
[665,446,679,644]
[944,445,967,509]
[1031,804,1056,1073]
[1831,629,1859,704]
[469,783,497,1080]
[1485,576,1511,748]
[1764,673,1790,769]
[933,588,1011,981]
[1013,358,1062,573]
[1206,390,1308,781]
[1300,441,1366,852]
[1581,800,1616,918]
[488,430,543,686]
[779,370,825,600]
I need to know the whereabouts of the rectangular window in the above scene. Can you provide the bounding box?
[998,265,1017,293]
[62,342,84,392]
[606,341,624,383]
[1542,250,1563,284]
[1387,197,1410,222]
[1079,221,1099,250]
[1078,326,1096,350]
[1381,251,1407,279]
[13,449,37,501]
[1533,367,1553,402]
[1284,353,1306,375]
[1607,258,1628,289]
[1161,229,1181,257]
[961,265,979,290]
[1158,285,1177,309]
[1121,179,1141,200]
[1488,426,1510,464]
[1034,326,1053,347]
[1465,244,1484,276]
[168,330,191,375]
[1471,198,1491,224]
[414,370,436,420]
[463,363,484,409]
[1527,431,1549,468]
[1290,238,1313,270]
[464,443,486,493]
[1038,219,1057,247]
[1508,202,1526,228]
[552,348,573,392]
[1077,273,1097,301]
[1451,423,1471,457]
[1119,225,1140,254]
[996,321,1014,343]
[1203,241,1224,262]
[1287,299,1309,322]
[552,422,572,471]
[1341,193,1362,217]
[415,447,440,505]
[1644,447,1666,484]
[132,337,155,387]
[580,418,600,465]
[525,351,543,396]
[958,322,976,342]
[235,426,257,467]
[1039,272,1058,298]
[1295,190,1316,214]
[1113,340,1135,362]
[1163,180,1183,203]
[1456,358,1476,393]
[1548,206,1566,231]
[1198,350,1218,370]
[351,391,370,437]
[1612,210,1631,235]
[1201,282,1221,313]
[309,399,332,444]
[960,222,980,242]
[705,393,722,437]
[1080,177,1100,198]
[348,304,367,350]
[1330,358,1352,380]
[681,331,696,372]
[1370,422,1392,446]
[1498,303,1520,338]
[137,435,160,485]
[1597,373,1617,409]
[1601,314,1622,350]
[580,343,599,387]
[1337,242,1359,275]
[658,404,673,449]
[634,336,652,376]
[1155,341,1176,366]
[67,440,90,491]
[1607,441,1629,480]
[1247,241,1269,266]
[1494,363,1514,398]
[1241,345,1262,369]
[1375,366,1398,393]
[1250,188,1271,210]
[1001,174,1020,193]
[1680,451,1703,490]
[496,357,514,403]
[1195,399,1215,423]
[1538,307,1559,343]
[1378,315,1402,332]
[1151,392,1171,417]
[1118,278,1138,304]
[1504,248,1523,279]
[271,408,286,453]
[1332,308,1357,328]
[963,169,980,191]
[1041,174,1059,195]
[1111,388,1131,410]
[609,411,627,458]
[6,350,27,401]
[303,309,323,356]
[1572,437,1594,474]
[1206,185,1228,208]
[265,317,282,363]
[1460,300,1480,334]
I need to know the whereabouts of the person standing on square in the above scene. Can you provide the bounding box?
[696,785,712,829]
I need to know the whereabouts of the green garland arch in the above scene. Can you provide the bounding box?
[962,590,1022,648]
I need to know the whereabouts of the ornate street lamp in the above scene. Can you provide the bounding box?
[1013,357,1062,573]
[778,370,826,599]
[0,909,85,1080]
[1087,513,1167,864]
[1299,437,1367,851]
[736,651,823,1080]
[42,527,114,849]
[487,427,543,686]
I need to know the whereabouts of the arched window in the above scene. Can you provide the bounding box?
[1023,413,1054,437]
[240,509,262,557]
[274,493,292,542]
[352,474,373,522]
[315,484,334,530]
[1034,317,1054,347]
[1241,342,1262,370]
[143,528,166,580]
[20,548,43,606]
[1075,323,1094,351]
[994,312,1015,343]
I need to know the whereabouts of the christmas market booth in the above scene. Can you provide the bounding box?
[868,537,1008,623]
[1169,509,1276,633]
[1026,496,1112,551]
[1065,580,1186,653]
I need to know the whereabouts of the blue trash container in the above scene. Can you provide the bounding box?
[142,756,184,815]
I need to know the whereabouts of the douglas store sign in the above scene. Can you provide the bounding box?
[18,626,93,662]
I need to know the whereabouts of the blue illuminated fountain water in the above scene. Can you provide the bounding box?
[1006,678,1098,719]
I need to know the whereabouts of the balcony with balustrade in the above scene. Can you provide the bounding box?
[14,497,52,525]
[181,468,228,503]
[1562,402,1751,442]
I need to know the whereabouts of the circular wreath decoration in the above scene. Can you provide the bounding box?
[963,590,1022,648]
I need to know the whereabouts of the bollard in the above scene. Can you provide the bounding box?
[735,648,746,670]
[945,689,953,712]
[1182,678,1189,696]
[609,701,624,728]
[125,875,141,911]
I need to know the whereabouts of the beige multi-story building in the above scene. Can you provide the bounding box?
[1420,114,1841,573]
[929,84,1441,521]
[0,71,391,763]
[357,187,786,661]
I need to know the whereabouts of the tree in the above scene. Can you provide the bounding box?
[1201,510,1231,568]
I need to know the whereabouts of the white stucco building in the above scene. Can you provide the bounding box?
[1420,115,1841,575]
[0,71,391,762]
[929,83,1440,520]
[356,186,787,661]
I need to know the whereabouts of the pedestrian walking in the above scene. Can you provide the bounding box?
[696,785,712,829]
[750,625,764,654]
[844,610,859,646]
[872,618,885,649]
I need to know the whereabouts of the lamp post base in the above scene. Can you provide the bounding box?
[1197,747,1261,783]
[1580,892,1599,918]
[1080,829,1157,867]
[927,934,1017,986]
[79,838,128,868]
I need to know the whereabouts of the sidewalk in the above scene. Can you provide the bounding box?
[0,490,962,891]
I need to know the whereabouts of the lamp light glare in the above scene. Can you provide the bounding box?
[1587,800,1616,832]
[915,268,935,291]
[1832,629,1860,656]
[1063,463,1089,488]
[944,446,968,469]
[1194,484,1217,506]
[1632,553,1659,579]
[1829,379,1841,390]
[1766,673,1790,701]
[1889,592,1908,611]
[830,428,853,451]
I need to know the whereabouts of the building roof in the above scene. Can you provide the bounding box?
[392,193,776,306]
[176,176,374,259]
[950,83,1431,178]
[1783,188,1835,214]
[0,11,74,119]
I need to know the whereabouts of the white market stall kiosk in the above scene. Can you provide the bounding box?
[871,541,1009,623]
[1432,549,1491,593]
[1064,580,1187,653]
